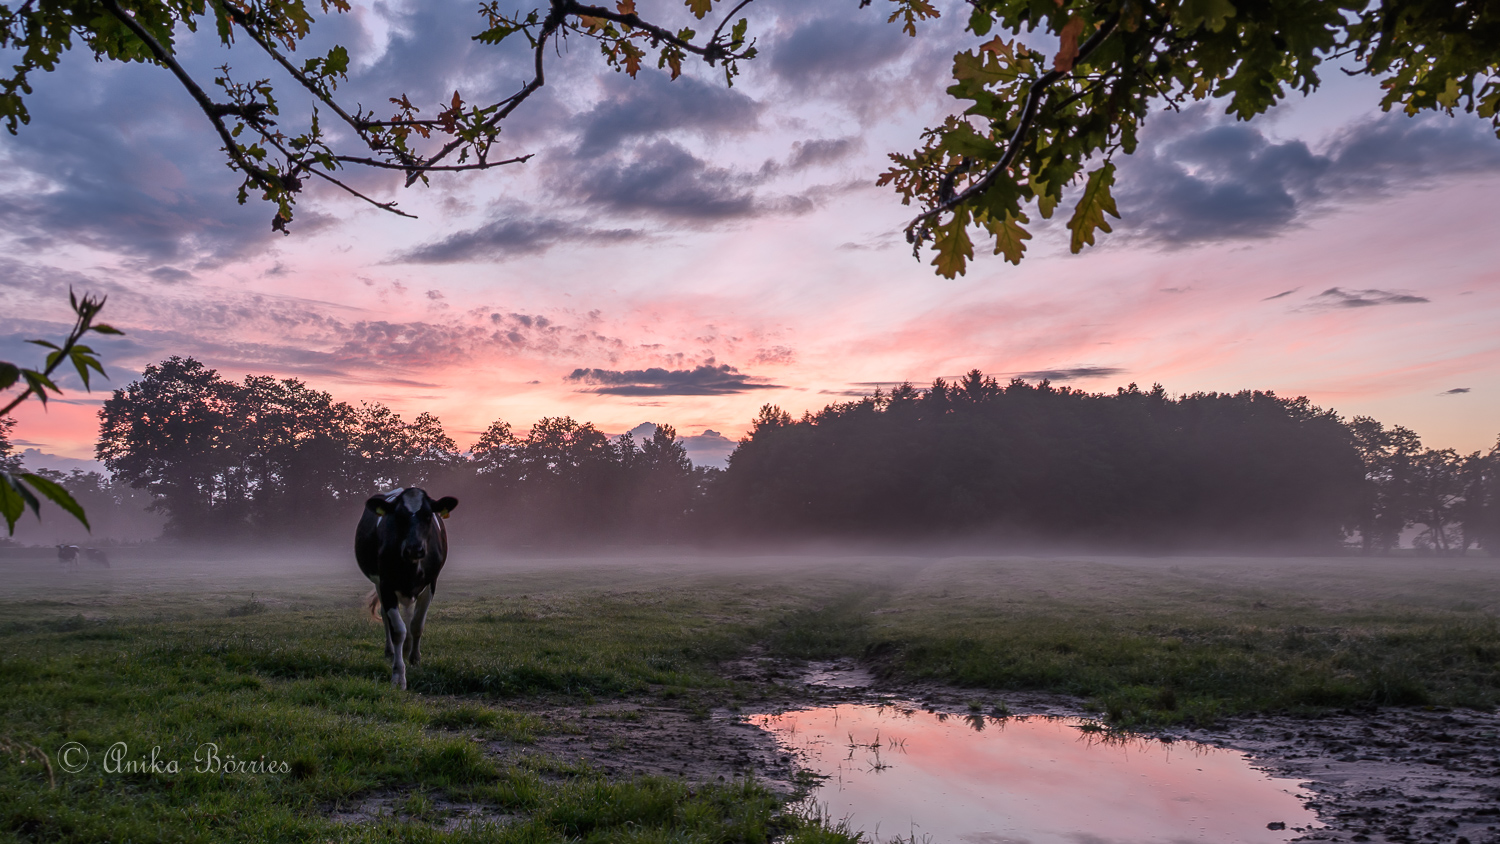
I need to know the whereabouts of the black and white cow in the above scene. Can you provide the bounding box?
[83,548,110,567]
[355,487,458,690]
[56,544,79,566]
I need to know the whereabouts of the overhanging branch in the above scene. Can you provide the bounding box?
[904,6,1125,248]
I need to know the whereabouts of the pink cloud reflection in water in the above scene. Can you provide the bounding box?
[751,705,1318,844]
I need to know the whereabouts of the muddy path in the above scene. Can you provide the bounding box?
[478,651,1500,844]
[1196,709,1500,844]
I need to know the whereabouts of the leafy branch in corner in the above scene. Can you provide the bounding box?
[0,291,122,535]
[882,0,1500,277]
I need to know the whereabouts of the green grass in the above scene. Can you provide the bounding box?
[2,550,1498,839]
[0,593,845,842]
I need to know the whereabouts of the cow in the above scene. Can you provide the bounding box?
[83,548,110,567]
[56,545,79,566]
[355,487,458,690]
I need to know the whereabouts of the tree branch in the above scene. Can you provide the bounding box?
[335,152,534,172]
[559,0,756,63]
[904,7,1125,247]
[305,168,418,218]
[407,1,568,184]
[98,0,279,192]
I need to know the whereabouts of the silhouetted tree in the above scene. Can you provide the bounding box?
[464,417,708,543]
[98,357,460,538]
[98,357,245,536]
[718,376,1365,548]
[1350,417,1424,554]
[0,417,19,475]
[1479,440,1500,557]
[622,424,696,536]
[1409,448,1465,554]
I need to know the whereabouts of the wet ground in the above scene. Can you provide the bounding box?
[482,654,1500,844]
[484,699,800,787]
[1192,710,1500,844]
[782,660,1500,844]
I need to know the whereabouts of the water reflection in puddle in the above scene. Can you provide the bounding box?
[752,705,1318,844]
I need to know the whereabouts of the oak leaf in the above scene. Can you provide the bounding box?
[1066,163,1119,253]
[931,218,974,279]
[1053,16,1084,73]
[987,211,1031,265]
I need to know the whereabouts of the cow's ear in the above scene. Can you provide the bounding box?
[365,495,390,516]
[434,496,458,519]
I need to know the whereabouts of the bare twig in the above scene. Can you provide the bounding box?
[304,169,418,218]
[334,153,534,172]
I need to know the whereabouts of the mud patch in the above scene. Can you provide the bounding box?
[1193,708,1500,844]
[484,700,799,793]
[800,658,876,689]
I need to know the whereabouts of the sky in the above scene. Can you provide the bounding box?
[3,0,1498,471]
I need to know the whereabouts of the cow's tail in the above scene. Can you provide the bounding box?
[365,589,381,621]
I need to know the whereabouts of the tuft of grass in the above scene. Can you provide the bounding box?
[227,593,268,617]
[428,703,545,743]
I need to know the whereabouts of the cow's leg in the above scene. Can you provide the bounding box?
[408,586,433,667]
[384,606,409,690]
[398,595,415,660]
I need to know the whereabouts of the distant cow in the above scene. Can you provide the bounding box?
[56,545,79,566]
[83,548,110,567]
[355,487,458,690]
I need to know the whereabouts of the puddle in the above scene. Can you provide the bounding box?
[752,704,1320,844]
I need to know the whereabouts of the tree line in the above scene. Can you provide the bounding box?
[9,357,1497,553]
[84,356,714,542]
[717,375,1499,553]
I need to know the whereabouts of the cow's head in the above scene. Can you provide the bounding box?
[365,488,458,575]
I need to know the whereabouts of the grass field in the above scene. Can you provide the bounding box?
[2,546,1497,842]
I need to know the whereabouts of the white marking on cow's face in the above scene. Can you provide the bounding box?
[401,488,425,514]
